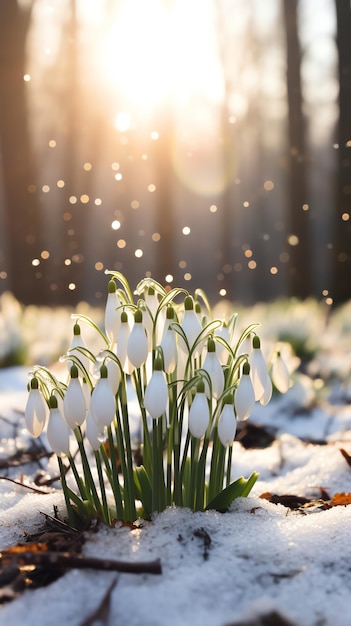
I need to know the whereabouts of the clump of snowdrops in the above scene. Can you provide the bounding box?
[25,272,290,527]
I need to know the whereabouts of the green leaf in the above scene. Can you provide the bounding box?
[205,472,259,513]
[133,466,152,518]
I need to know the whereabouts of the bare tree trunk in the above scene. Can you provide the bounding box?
[0,0,44,304]
[283,0,311,299]
[332,0,351,305]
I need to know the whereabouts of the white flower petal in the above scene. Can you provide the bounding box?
[235,373,255,421]
[127,321,148,368]
[25,386,48,438]
[188,392,210,438]
[144,370,168,419]
[217,404,237,447]
[272,353,290,393]
[63,377,87,429]
[47,407,71,456]
[202,351,224,399]
[91,374,116,429]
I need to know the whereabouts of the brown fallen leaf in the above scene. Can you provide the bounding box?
[329,492,351,506]
[339,448,351,467]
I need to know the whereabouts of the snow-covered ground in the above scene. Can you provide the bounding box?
[1,299,351,626]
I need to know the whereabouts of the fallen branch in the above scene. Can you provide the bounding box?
[0,475,53,495]
[2,550,162,575]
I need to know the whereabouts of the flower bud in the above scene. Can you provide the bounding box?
[160,311,178,373]
[127,309,149,368]
[179,296,203,357]
[272,351,290,393]
[235,362,255,421]
[249,336,270,401]
[25,377,48,437]
[47,395,71,456]
[202,339,224,399]
[116,310,133,374]
[105,280,121,344]
[86,408,105,450]
[214,322,231,364]
[144,358,168,419]
[63,365,87,429]
[188,380,210,438]
[217,395,237,447]
[90,365,116,428]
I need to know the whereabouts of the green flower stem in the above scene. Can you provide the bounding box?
[189,436,200,509]
[195,435,210,509]
[152,419,159,513]
[58,456,77,527]
[107,425,124,520]
[226,445,233,487]
[67,452,88,501]
[116,406,137,521]
[94,450,110,525]
[74,427,104,519]
[133,369,152,476]
[119,377,137,520]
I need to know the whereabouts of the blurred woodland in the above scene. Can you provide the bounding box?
[0,0,350,306]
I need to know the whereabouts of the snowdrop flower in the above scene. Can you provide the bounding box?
[105,357,121,395]
[179,295,203,357]
[127,309,149,369]
[260,373,272,406]
[144,358,168,419]
[249,335,270,401]
[90,364,116,429]
[63,365,87,429]
[67,323,90,375]
[217,395,237,447]
[214,322,231,364]
[188,380,210,439]
[234,362,255,421]
[25,377,48,437]
[272,351,290,393]
[202,338,224,399]
[116,310,132,374]
[47,395,71,457]
[86,407,105,450]
[105,279,121,344]
[160,306,178,373]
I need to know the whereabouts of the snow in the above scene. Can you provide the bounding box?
[1,300,351,625]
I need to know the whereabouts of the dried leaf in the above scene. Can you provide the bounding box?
[339,448,351,467]
[329,492,351,506]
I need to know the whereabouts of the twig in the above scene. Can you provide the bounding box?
[0,475,53,495]
[2,551,162,575]
[79,576,118,626]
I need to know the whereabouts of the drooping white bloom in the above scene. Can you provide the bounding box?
[116,310,133,374]
[25,377,48,437]
[260,373,272,406]
[127,309,149,368]
[249,335,270,401]
[188,380,210,438]
[214,322,231,364]
[106,357,121,395]
[90,364,116,429]
[86,408,105,450]
[104,279,121,344]
[272,351,290,393]
[179,296,203,357]
[144,358,168,419]
[235,362,255,421]
[63,365,87,429]
[47,396,71,456]
[160,306,178,373]
[202,339,224,399]
[217,398,237,447]
[67,323,91,375]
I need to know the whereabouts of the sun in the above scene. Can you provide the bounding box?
[92,0,224,121]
